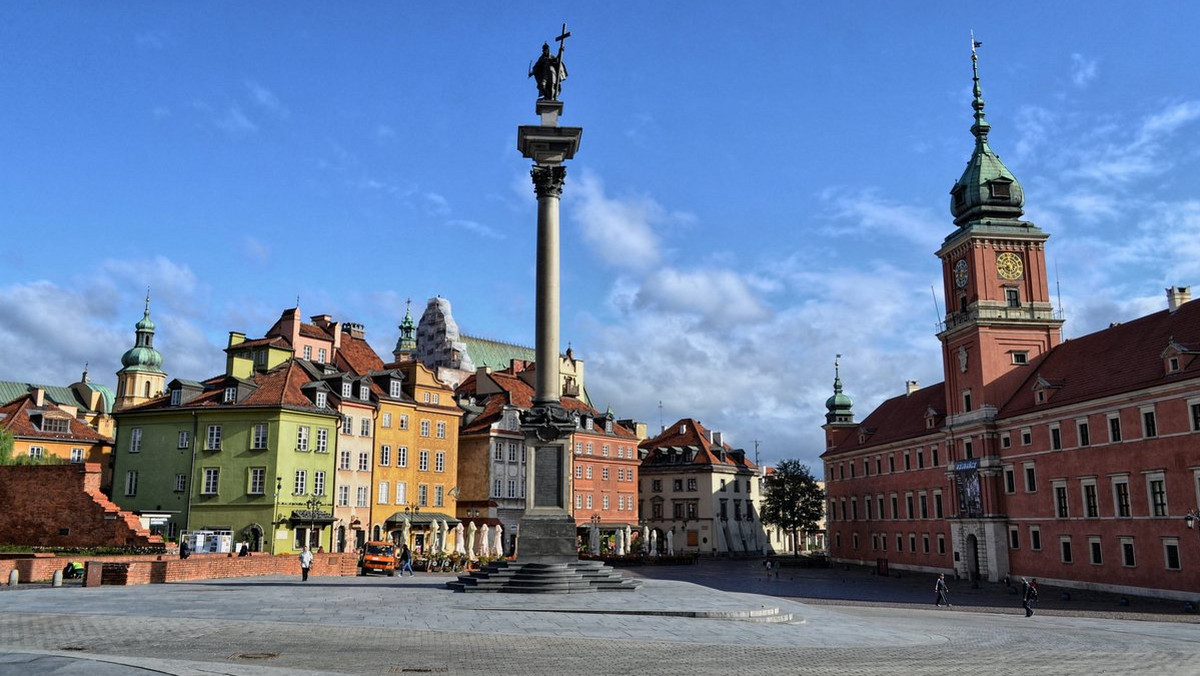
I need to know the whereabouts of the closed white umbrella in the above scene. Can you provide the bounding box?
[649,529,658,557]
[493,524,504,557]
[455,522,466,555]
[616,528,626,556]
[589,522,600,555]
[624,526,632,556]
[480,524,491,557]
[666,529,674,556]
[440,519,451,554]
[641,525,650,555]
[466,521,478,560]
[429,519,440,555]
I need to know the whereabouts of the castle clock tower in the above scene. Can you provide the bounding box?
[936,42,1063,419]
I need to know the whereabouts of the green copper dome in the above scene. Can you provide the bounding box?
[119,295,164,373]
[825,357,854,424]
[950,46,1025,227]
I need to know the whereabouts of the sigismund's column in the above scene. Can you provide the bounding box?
[516,25,582,563]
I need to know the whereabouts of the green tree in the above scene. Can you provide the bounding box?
[760,459,825,555]
[0,428,13,464]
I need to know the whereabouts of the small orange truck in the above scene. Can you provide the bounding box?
[358,541,399,576]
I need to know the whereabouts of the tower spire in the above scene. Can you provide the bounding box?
[970,31,990,147]
[825,353,854,425]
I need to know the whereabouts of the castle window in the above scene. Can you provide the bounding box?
[989,180,1011,199]
[224,387,236,403]
[1005,288,1020,308]
[170,389,181,406]
[1012,351,1028,365]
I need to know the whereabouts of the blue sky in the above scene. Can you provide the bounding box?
[2,3,1198,471]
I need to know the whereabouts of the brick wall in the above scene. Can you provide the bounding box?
[0,463,163,549]
[3,551,359,585]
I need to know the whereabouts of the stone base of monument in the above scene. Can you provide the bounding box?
[447,515,640,593]
[446,560,641,594]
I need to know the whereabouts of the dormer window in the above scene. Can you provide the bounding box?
[342,382,352,398]
[223,387,237,403]
[1169,356,1180,373]
[389,380,402,398]
[316,392,327,408]
[989,180,1011,200]
[605,419,613,434]
[1036,389,1046,404]
[679,424,686,434]
[953,185,965,206]
[359,384,369,401]
[585,417,594,431]
[170,389,181,406]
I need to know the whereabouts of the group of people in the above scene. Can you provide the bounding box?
[934,573,1039,616]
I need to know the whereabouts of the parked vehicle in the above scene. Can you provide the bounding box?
[358,541,398,576]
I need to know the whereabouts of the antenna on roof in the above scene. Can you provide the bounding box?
[658,400,663,432]
[1055,258,1067,338]
[931,285,944,331]
[753,439,760,467]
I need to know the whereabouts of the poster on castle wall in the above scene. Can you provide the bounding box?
[954,459,982,517]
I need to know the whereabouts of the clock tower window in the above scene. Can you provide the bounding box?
[1004,288,1020,308]
[963,390,973,413]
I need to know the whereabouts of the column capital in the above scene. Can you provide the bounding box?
[531,165,567,199]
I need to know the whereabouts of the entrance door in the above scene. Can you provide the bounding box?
[965,534,980,582]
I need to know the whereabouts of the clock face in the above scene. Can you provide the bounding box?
[996,252,1024,280]
[953,259,969,288]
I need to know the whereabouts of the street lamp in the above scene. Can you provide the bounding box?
[1185,509,1200,531]
[305,494,322,550]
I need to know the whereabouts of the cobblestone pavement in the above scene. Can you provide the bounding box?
[0,560,1197,675]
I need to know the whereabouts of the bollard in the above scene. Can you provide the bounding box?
[8,570,17,586]
[52,569,63,587]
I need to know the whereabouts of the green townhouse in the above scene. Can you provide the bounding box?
[112,353,341,554]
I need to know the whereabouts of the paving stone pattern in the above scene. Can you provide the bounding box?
[0,559,1197,675]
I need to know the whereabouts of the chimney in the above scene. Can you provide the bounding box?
[906,380,921,395]
[712,431,724,447]
[1167,286,1192,313]
[32,387,45,407]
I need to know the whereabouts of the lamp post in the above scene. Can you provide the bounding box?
[1185,509,1200,531]
[305,494,322,551]
[272,476,283,554]
[404,505,420,552]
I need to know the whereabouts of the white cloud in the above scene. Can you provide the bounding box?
[570,170,666,271]
[215,105,257,134]
[817,187,943,249]
[242,236,271,263]
[245,80,289,119]
[446,219,503,240]
[1070,54,1098,88]
[635,268,770,328]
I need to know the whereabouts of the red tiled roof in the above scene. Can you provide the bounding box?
[335,334,385,375]
[639,417,757,470]
[122,362,331,414]
[822,383,945,457]
[298,323,332,340]
[999,301,1200,417]
[226,336,291,352]
[0,394,111,442]
[458,367,636,439]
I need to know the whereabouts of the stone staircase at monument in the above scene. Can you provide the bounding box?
[446,560,642,593]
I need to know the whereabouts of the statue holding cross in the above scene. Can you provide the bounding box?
[529,24,570,101]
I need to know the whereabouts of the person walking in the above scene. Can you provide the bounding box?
[1022,577,1039,616]
[934,573,951,607]
[399,544,414,577]
[299,546,314,582]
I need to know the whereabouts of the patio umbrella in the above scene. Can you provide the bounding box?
[429,519,440,555]
[440,519,451,554]
[641,525,650,555]
[455,522,466,555]
[624,526,632,556]
[589,521,600,555]
[649,529,658,557]
[466,521,478,560]
[480,524,491,557]
[493,524,504,557]
[666,529,674,555]
[615,528,625,556]
[401,520,411,550]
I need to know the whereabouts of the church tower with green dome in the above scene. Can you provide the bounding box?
[114,294,167,411]
[392,299,418,362]
[822,355,857,450]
